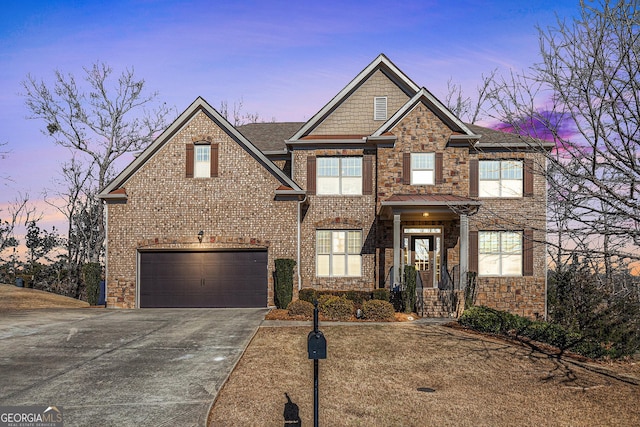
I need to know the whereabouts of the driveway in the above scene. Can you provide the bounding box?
[0,308,267,426]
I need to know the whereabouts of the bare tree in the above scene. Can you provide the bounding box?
[0,194,37,262]
[487,0,640,272]
[443,69,498,124]
[22,62,172,263]
[219,98,262,125]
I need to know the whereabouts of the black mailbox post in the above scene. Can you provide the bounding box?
[308,300,325,427]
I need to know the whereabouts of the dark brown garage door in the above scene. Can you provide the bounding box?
[139,250,267,308]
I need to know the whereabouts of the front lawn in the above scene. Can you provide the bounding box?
[209,324,639,426]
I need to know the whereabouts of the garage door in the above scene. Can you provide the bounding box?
[139,250,267,308]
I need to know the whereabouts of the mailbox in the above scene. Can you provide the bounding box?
[307,331,327,359]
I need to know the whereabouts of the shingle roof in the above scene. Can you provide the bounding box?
[236,122,303,153]
[465,123,555,149]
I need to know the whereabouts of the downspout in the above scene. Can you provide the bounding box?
[297,194,307,291]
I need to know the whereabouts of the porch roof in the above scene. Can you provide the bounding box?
[379,194,481,219]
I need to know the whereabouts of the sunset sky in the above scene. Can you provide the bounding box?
[1,0,580,243]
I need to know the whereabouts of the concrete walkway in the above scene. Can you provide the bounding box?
[0,308,267,427]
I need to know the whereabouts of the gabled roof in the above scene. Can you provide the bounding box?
[290,54,420,140]
[372,87,479,138]
[465,123,556,150]
[99,97,304,198]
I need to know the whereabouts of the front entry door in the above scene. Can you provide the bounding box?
[411,236,434,288]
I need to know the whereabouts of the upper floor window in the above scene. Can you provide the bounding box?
[194,145,211,178]
[317,157,362,195]
[316,230,362,277]
[186,142,218,178]
[411,153,435,185]
[479,160,523,197]
[478,231,522,276]
[374,96,387,121]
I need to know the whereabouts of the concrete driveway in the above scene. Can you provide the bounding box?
[0,308,267,426]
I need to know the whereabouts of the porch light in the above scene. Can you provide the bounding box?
[197,230,204,243]
[422,212,430,217]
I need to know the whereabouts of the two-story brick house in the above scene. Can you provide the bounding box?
[99,54,552,318]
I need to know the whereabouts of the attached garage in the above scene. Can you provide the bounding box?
[139,250,268,308]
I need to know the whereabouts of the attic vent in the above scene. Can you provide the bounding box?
[374,96,387,121]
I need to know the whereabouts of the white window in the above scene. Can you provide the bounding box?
[478,231,522,276]
[479,160,523,197]
[316,230,362,277]
[194,145,210,178]
[374,96,387,121]
[411,153,435,185]
[317,157,362,195]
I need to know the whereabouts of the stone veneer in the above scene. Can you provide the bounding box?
[105,109,298,308]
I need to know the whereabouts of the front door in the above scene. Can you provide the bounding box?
[411,236,434,288]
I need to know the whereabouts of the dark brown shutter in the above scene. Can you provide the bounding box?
[186,144,194,178]
[523,158,534,197]
[523,229,534,276]
[307,156,316,195]
[403,152,411,185]
[435,152,443,185]
[363,155,373,195]
[469,230,478,273]
[210,143,219,177]
[469,158,479,197]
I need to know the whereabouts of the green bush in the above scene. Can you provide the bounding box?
[82,262,102,306]
[403,265,416,313]
[320,296,354,321]
[274,259,296,309]
[287,300,314,318]
[343,290,371,307]
[298,288,318,303]
[362,299,395,321]
[372,288,390,301]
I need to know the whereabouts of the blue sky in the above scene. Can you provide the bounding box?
[1,0,579,233]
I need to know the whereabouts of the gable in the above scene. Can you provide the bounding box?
[310,69,412,136]
[99,97,303,199]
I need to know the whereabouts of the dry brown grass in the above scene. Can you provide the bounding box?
[0,284,89,309]
[209,324,640,426]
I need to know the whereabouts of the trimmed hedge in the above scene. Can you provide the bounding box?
[298,288,391,307]
[403,265,416,313]
[458,306,627,359]
[372,288,390,301]
[320,296,354,321]
[82,263,101,306]
[274,259,296,309]
[362,300,395,321]
[287,300,314,318]
[298,288,318,303]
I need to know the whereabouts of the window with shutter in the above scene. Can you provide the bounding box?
[363,155,373,195]
[307,156,316,195]
[478,231,523,276]
[374,97,387,121]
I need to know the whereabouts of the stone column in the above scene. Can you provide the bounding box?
[393,213,401,287]
[459,213,469,290]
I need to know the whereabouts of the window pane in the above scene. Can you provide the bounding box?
[317,255,330,276]
[332,231,346,254]
[347,255,361,276]
[317,158,339,177]
[412,170,434,185]
[479,161,500,180]
[411,153,434,170]
[332,254,346,276]
[502,161,523,179]
[194,146,210,178]
[501,180,523,197]
[479,254,500,275]
[341,177,362,195]
[195,146,210,162]
[479,232,500,254]
[341,158,362,177]
[501,232,522,254]
[347,231,361,254]
[317,177,340,195]
[502,254,522,275]
[317,231,330,254]
[479,181,501,197]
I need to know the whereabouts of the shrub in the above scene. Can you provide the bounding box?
[287,300,314,318]
[274,259,296,309]
[372,288,390,301]
[403,265,416,313]
[82,262,102,306]
[320,296,354,321]
[362,300,395,321]
[343,290,371,307]
[298,288,317,303]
